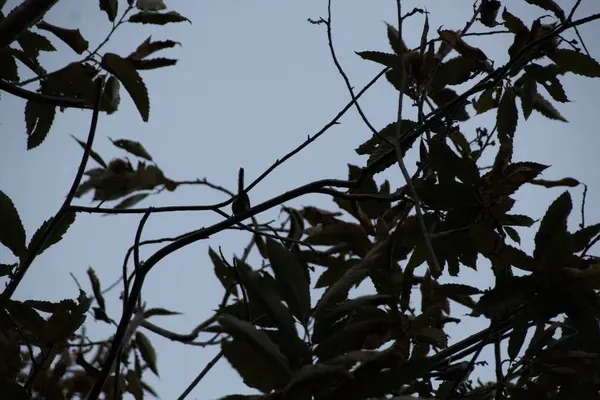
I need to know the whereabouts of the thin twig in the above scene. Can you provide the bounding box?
[393,0,441,278]
[176,350,224,400]
[324,0,392,146]
[0,76,106,305]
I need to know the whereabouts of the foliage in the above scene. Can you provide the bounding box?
[1,0,600,399]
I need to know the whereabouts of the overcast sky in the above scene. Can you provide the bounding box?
[2,0,600,399]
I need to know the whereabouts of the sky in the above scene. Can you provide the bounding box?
[1,0,600,399]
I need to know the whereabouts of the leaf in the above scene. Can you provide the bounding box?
[534,191,572,261]
[427,139,480,185]
[101,53,150,121]
[135,331,158,376]
[87,267,105,312]
[208,247,238,295]
[24,101,56,149]
[143,308,181,318]
[530,92,568,122]
[127,369,144,400]
[0,191,26,258]
[266,238,311,325]
[37,21,89,54]
[113,193,150,209]
[502,9,528,33]
[524,63,569,102]
[18,31,55,58]
[284,364,351,394]
[497,87,518,139]
[129,57,178,70]
[221,332,290,392]
[519,76,537,120]
[473,86,498,114]
[99,0,118,22]
[27,211,76,259]
[428,87,469,121]
[385,22,408,56]
[508,316,529,360]
[109,138,153,160]
[524,0,565,22]
[548,49,600,78]
[128,37,181,60]
[571,223,600,253]
[315,239,389,316]
[218,314,290,373]
[505,226,521,243]
[70,134,107,168]
[503,213,535,227]
[356,50,402,69]
[128,11,191,25]
[44,293,91,343]
[236,262,297,337]
[0,263,15,277]
[432,56,481,88]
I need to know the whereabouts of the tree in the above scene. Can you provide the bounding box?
[1,0,600,399]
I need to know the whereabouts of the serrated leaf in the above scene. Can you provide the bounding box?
[128,10,191,25]
[70,134,107,168]
[356,50,402,70]
[432,56,480,88]
[219,314,290,373]
[531,92,568,122]
[18,31,55,58]
[129,57,177,70]
[534,191,572,261]
[0,191,26,258]
[99,0,118,22]
[315,239,390,316]
[135,331,158,376]
[428,87,469,121]
[497,87,518,139]
[101,53,149,122]
[24,101,56,149]
[37,21,89,54]
[27,211,76,259]
[502,9,528,33]
[548,49,600,78]
[524,0,565,22]
[571,223,600,253]
[113,193,150,209]
[385,22,407,56]
[236,262,297,338]
[520,76,537,120]
[128,37,181,60]
[266,238,310,325]
[143,308,181,318]
[87,267,105,312]
[109,138,153,160]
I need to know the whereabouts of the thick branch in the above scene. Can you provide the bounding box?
[0,0,60,48]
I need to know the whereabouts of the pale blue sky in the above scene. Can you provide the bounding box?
[2,1,600,399]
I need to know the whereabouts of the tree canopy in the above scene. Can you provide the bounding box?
[2,0,600,399]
